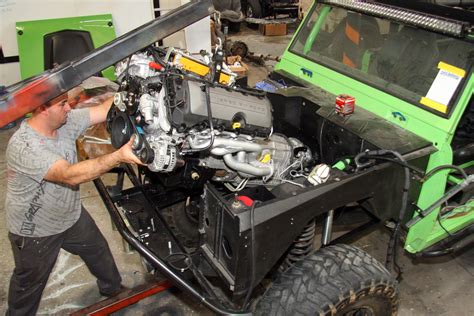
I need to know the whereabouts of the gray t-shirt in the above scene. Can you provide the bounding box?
[5,108,90,237]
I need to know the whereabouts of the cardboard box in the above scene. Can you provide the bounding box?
[226,56,249,77]
[259,23,287,36]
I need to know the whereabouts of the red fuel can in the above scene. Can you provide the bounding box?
[335,94,355,116]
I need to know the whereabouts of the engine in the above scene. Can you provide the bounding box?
[107,47,312,189]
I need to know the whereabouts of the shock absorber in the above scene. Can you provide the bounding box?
[280,219,316,271]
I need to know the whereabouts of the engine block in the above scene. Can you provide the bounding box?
[107,48,312,187]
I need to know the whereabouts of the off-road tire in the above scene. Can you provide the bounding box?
[255,244,399,315]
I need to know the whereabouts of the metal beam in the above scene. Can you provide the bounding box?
[70,280,172,315]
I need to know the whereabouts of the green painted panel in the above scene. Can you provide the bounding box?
[16,14,117,81]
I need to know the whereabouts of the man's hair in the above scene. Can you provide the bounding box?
[32,92,68,114]
[44,92,68,107]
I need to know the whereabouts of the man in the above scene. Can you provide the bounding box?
[5,90,142,315]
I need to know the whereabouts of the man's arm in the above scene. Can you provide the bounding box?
[44,137,143,186]
[89,96,114,126]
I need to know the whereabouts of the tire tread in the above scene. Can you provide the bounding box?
[256,244,399,316]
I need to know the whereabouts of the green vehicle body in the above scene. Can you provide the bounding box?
[16,14,117,81]
[274,0,473,253]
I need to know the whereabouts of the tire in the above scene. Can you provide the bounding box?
[255,244,399,316]
[247,0,262,18]
[230,41,249,58]
[162,199,199,249]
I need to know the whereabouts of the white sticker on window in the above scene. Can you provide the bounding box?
[425,69,463,106]
[420,62,466,113]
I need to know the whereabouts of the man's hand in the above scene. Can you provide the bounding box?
[115,136,145,166]
[45,136,145,186]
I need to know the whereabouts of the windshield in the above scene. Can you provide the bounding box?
[290,4,473,116]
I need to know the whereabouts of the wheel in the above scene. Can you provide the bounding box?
[255,244,399,315]
[246,0,262,18]
[230,41,249,58]
[246,0,262,29]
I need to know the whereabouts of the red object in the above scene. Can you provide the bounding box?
[71,280,172,316]
[149,61,163,71]
[335,94,355,116]
[0,75,55,128]
[236,195,254,207]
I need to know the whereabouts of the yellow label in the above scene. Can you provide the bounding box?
[219,72,231,85]
[232,122,241,129]
[420,97,448,113]
[438,62,466,78]
[178,56,210,77]
[175,55,232,85]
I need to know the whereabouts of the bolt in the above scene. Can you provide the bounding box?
[191,171,200,180]
[232,200,241,209]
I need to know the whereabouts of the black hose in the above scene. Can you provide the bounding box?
[423,164,468,181]
[147,46,166,65]
[385,152,409,278]
[355,150,410,278]
[318,119,326,163]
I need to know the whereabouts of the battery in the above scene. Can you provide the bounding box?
[335,94,355,116]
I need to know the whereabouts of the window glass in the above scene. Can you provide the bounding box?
[290,5,473,115]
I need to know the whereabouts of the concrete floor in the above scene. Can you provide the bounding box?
[0,23,473,316]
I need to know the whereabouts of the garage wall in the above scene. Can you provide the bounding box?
[0,0,212,87]
[0,0,155,86]
[159,0,211,54]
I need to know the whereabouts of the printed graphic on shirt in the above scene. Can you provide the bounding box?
[21,180,46,235]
